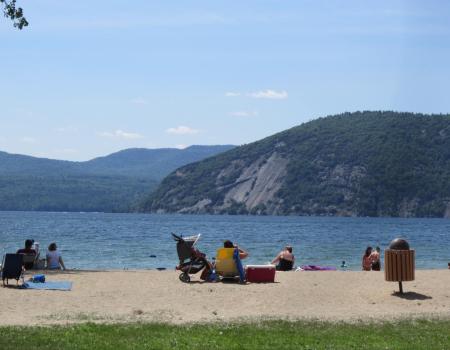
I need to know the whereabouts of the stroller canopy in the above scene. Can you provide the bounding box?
[172,233,201,262]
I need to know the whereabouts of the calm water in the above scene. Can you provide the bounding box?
[0,211,449,270]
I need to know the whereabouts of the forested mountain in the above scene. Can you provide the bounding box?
[143,111,450,218]
[0,145,234,212]
[0,145,234,180]
[79,145,234,179]
[0,152,76,176]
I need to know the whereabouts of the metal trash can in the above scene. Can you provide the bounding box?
[384,238,415,294]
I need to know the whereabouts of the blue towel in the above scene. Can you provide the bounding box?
[22,281,72,291]
[233,248,245,283]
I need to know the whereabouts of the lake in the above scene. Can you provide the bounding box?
[0,211,449,270]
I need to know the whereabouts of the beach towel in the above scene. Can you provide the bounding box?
[298,265,337,271]
[22,281,72,291]
[233,248,245,282]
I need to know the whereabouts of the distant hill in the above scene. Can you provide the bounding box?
[0,145,234,212]
[0,152,76,176]
[143,111,450,218]
[78,145,235,179]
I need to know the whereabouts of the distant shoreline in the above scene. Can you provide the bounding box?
[2,209,450,219]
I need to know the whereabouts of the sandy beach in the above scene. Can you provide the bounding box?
[0,269,449,326]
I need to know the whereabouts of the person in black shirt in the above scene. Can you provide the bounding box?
[16,239,37,270]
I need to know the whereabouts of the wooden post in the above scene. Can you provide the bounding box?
[398,281,403,294]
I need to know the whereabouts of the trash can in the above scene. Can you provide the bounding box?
[384,238,415,294]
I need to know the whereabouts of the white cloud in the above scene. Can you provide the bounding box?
[98,129,143,140]
[230,111,259,117]
[166,126,199,135]
[248,89,288,99]
[20,137,37,144]
[56,126,78,133]
[175,144,188,149]
[225,92,241,97]
[225,89,288,99]
[130,97,149,105]
[115,130,143,139]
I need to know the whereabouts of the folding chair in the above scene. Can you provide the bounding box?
[1,254,24,286]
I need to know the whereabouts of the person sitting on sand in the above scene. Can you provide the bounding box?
[46,242,66,270]
[224,240,248,259]
[16,239,37,270]
[370,246,381,271]
[271,245,295,271]
[362,246,372,271]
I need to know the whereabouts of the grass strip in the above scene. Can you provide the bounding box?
[0,319,449,350]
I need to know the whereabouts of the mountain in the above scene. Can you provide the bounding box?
[143,111,450,218]
[0,145,235,180]
[78,145,235,180]
[0,145,234,212]
[0,152,76,176]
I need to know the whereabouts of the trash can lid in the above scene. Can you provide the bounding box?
[389,238,410,250]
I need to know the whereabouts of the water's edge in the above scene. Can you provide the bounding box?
[1,211,449,270]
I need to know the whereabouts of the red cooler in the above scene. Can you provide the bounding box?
[245,265,276,283]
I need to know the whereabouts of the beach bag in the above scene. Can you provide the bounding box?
[31,274,46,283]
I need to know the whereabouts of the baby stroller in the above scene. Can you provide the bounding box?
[172,233,209,283]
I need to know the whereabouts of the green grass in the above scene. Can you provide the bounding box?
[0,320,449,350]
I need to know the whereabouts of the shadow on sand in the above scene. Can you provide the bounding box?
[392,291,432,300]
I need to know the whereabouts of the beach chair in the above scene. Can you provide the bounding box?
[1,254,24,286]
[21,254,37,270]
[215,248,238,278]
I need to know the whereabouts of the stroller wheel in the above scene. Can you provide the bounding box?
[179,272,190,283]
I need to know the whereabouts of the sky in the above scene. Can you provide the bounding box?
[1,0,450,161]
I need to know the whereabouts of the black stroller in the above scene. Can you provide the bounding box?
[172,233,210,283]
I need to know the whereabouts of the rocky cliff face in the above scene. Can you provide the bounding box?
[144,112,450,217]
[175,152,288,214]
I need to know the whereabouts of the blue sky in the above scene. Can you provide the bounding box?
[1,0,449,161]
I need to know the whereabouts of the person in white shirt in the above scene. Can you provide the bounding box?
[46,242,66,270]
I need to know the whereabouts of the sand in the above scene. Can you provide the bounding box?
[0,269,449,326]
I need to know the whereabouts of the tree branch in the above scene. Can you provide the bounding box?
[1,0,28,29]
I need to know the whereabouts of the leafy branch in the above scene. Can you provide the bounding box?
[1,0,28,29]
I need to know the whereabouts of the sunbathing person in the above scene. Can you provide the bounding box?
[271,245,295,271]
[224,240,248,259]
[46,243,66,270]
[16,239,37,270]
